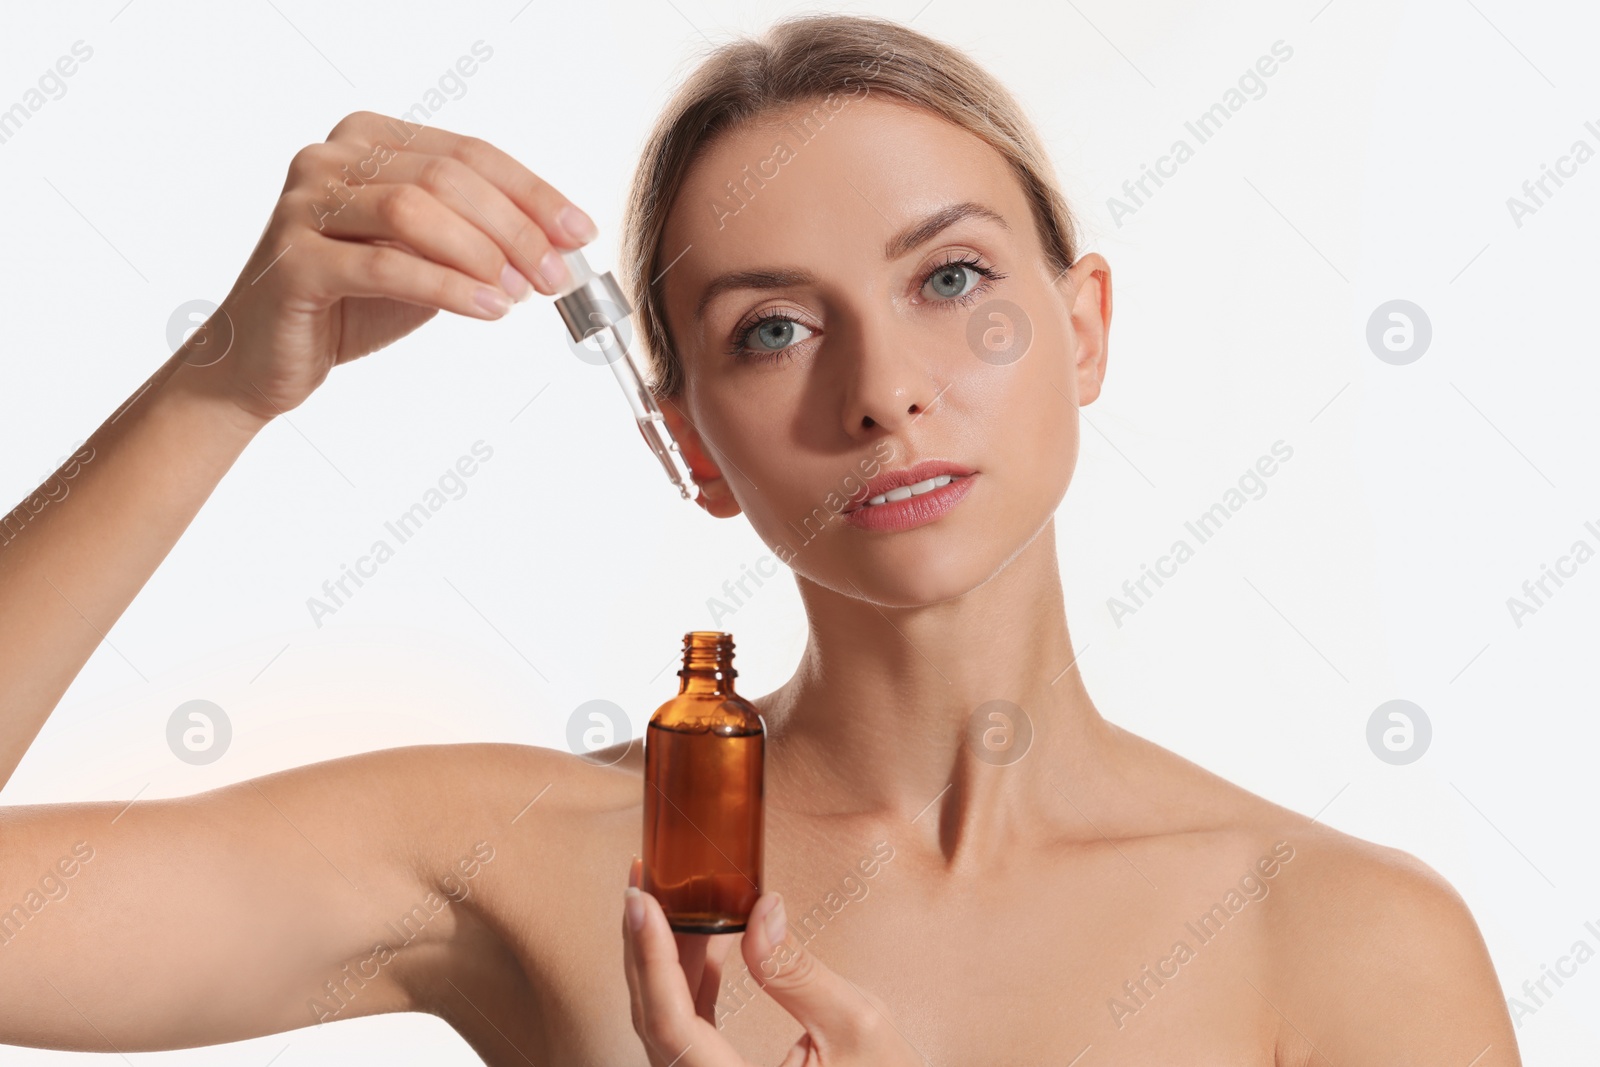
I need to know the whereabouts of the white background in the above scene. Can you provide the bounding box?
[1,0,1596,1061]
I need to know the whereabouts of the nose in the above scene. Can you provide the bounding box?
[839,320,942,436]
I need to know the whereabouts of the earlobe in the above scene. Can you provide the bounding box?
[657,395,743,518]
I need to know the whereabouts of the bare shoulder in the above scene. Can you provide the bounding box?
[343,738,642,877]
[238,738,639,906]
[262,738,638,843]
[291,740,640,1014]
[1253,821,1520,1065]
[1100,725,1520,1065]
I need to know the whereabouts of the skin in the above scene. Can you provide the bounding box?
[0,98,1521,1066]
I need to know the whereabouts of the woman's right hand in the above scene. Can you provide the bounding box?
[623,859,925,1066]
[188,109,599,426]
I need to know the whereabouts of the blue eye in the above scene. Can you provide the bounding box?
[728,254,1006,364]
[924,261,980,299]
[920,256,1004,306]
[747,318,815,354]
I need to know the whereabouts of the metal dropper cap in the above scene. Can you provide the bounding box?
[552,249,631,342]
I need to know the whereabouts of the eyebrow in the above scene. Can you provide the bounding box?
[691,200,1009,319]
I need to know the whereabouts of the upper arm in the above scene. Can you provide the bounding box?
[1268,836,1521,1065]
[0,742,522,1052]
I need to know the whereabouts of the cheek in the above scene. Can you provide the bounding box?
[711,399,869,550]
[698,392,805,512]
[983,332,1080,480]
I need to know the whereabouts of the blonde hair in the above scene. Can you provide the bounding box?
[619,12,1080,399]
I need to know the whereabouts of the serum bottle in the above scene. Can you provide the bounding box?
[642,630,765,933]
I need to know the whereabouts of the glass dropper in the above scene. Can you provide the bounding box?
[550,248,696,501]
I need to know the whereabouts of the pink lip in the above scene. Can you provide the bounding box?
[842,467,978,533]
[845,459,978,513]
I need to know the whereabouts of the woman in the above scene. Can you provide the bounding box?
[0,12,1519,1066]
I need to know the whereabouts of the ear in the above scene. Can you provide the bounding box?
[657,394,743,518]
[1056,252,1111,407]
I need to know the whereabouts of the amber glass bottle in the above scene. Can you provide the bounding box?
[642,630,765,933]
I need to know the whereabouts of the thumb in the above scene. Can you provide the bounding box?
[741,891,882,1047]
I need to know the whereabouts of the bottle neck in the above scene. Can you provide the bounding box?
[678,631,737,696]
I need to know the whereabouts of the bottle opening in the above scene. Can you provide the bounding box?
[680,631,736,680]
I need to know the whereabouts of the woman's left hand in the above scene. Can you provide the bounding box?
[622,858,924,1066]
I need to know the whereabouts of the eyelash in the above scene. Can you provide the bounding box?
[726,254,1009,364]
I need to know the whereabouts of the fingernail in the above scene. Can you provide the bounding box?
[763,893,786,947]
[624,886,645,932]
[560,204,599,244]
[499,262,533,302]
[629,856,641,889]
[538,248,569,292]
[474,285,512,317]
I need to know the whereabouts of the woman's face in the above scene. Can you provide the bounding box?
[658,94,1110,607]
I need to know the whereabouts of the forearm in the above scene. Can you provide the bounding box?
[0,350,267,789]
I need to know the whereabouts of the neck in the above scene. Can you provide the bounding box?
[761,521,1112,864]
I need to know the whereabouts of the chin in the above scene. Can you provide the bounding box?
[806,525,1009,608]
[826,565,983,609]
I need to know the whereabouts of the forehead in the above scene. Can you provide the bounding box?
[658,95,1026,311]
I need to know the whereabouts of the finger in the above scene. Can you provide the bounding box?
[321,149,573,297]
[625,887,728,1066]
[313,181,535,304]
[741,891,877,1044]
[325,111,599,251]
[308,230,516,321]
[622,883,644,1038]
[674,930,710,1016]
[690,932,740,1024]
[623,856,643,994]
